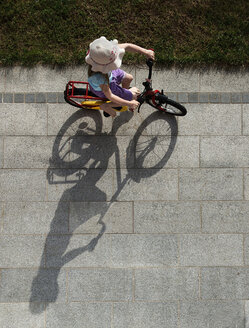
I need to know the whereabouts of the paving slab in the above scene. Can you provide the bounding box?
[202,201,249,233]
[3,66,89,93]
[4,136,59,168]
[134,201,201,233]
[179,168,243,200]
[114,168,178,201]
[179,234,243,266]
[201,267,249,299]
[68,268,133,301]
[178,103,242,136]
[3,201,69,234]
[242,104,249,135]
[45,234,111,267]
[113,302,178,328]
[0,169,46,201]
[0,103,48,136]
[0,303,45,328]
[199,68,249,92]
[135,267,199,300]
[0,235,45,268]
[0,65,249,328]
[200,136,249,167]
[0,203,3,233]
[46,168,113,202]
[243,169,249,200]
[136,66,200,92]
[110,234,178,267]
[46,303,112,328]
[0,137,3,168]
[242,235,249,265]
[180,301,244,328]
[0,268,67,302]
[69,201,133,233]
[134,135,199,168]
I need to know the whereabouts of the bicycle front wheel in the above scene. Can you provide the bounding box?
[154,94,187,116]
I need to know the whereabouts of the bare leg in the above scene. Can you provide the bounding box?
[122,73,133,89]
[100,102,119,117]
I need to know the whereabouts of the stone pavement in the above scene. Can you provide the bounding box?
[0,64,249,327]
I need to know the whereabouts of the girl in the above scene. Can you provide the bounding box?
[85,36,155,117]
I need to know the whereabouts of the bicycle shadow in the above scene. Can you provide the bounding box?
[29,109,177,314]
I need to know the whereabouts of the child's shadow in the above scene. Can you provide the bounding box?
[29,109,177,314]
[29,110,133,313]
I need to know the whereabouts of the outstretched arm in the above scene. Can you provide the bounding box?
[119,43,155,60]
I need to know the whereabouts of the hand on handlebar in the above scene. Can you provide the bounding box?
[129,99,140,112]
[146,49,155,60]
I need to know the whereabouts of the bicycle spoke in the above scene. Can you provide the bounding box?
[135,136,172,168]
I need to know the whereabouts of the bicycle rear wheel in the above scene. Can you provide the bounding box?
[153,94,187,116]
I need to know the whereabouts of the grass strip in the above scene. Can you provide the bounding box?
[0,0,248,67]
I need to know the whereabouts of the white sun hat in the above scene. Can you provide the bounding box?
[85,36,125,74]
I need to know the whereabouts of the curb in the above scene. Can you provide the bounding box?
[1,92,249,104]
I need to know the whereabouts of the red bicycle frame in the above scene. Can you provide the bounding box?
[65,81,107,108]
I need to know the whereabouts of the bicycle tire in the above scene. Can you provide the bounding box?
[153,95,187,116]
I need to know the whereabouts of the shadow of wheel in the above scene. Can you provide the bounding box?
[126,111,178,182]
[47,109,103,182]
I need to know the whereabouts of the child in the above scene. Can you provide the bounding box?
[85,36,155,117]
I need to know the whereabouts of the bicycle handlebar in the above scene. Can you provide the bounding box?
[137,93,145,113]
[136,58,154,113]
[146,58,154,67]
[146,58,154,80]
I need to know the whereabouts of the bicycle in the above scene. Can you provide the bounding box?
[64,59,187,117]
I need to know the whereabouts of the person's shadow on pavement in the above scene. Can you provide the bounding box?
[29,109,177,314]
